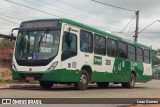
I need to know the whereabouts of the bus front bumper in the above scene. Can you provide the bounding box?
[12,69,80,82]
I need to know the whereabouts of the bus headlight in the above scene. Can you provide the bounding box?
[47,61,58,71]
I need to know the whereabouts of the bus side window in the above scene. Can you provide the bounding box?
[63,32,77,52]
[94,34,106,55]
[107,38,117,57]
[118,42,127,59]
[128,44,136,61]
[80,30,93,53]
[144,49,150,64]
[136,47,143,62]
[61,32,77,61]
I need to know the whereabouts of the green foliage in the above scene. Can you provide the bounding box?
[152,51,160,66]
[0,39,15,48]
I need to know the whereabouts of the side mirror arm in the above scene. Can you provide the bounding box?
[10,28,19,41]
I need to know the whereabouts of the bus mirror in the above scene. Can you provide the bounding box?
[10,28,19,41]
[10,32,13,41]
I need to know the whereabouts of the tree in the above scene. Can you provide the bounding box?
[0,39,15,48]
[152,50,160,66]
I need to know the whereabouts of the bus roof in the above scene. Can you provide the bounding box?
[22,18,150,49]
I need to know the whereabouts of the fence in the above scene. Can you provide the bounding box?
[153,72,160,80]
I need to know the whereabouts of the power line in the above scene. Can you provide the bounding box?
[0,27,15,29]
[120,15,136,33]
[23,0,83,17]
[0,13,23,21]
[23,0,123,28]
[122,32,160,43]
[56,0,124,27]
[5,0,111,30]
[119,32,160,43]
[120,32,160,33]
[0,20,18,25]
[4,0,115,34]
[0,17,19,24]
[0,7,37,19]
[5,0,61,18]
[91,0,136,12]
[127,17,135,33]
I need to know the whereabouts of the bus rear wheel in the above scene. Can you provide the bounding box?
[122,73,136,88]
[74,69,89,90]
[39,81,53,89]
[97,82,109,88]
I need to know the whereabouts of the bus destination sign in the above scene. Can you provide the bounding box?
[21,20,61,29]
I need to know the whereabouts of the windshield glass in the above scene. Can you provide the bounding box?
[15,29,60,60]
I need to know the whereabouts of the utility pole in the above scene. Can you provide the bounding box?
[134,10,139,42]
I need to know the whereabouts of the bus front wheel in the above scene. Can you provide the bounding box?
[122,73,136,88]
[74,69,89,90]
[39,81,53,89]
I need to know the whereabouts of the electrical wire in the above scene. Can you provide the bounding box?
[127,17,135,33]
[23,0,123,28]
[56,0,125,27]
[0,13,23,21]
[91,0,136,12]
[0,17,19,24]
[0,20,18,25]
[5,0,61,18]
[120,15,136,33]
[0,7,37,19]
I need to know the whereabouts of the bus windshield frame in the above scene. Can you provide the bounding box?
[15,20,62,66]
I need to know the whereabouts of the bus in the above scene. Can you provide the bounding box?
[11,18,152,90]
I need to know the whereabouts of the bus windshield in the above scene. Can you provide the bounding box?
[15,29,60,60]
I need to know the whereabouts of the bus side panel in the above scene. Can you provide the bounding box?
[112,57,130,82]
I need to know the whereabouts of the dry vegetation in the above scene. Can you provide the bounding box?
[0,66,12,81]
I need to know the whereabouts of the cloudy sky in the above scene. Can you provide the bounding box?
[0,0,160,49]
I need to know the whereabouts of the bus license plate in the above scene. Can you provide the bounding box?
[26,76,34,80]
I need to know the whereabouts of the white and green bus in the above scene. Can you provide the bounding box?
[11,18,152,90]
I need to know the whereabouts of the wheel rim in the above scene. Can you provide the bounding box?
[130,75,135,87]
[80,74,87,86]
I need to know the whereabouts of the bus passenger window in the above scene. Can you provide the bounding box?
[136,47,143,62]
[107,38,117,57]
[80,30,93,53]
[118,42,127,59]
[80,42,88,52]
[144,49,150,64]
[128,45,136,61]
[94,34,106,55]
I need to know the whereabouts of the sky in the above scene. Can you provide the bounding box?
[0,0,160,49]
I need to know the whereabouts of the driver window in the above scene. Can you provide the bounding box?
[62,32,77,52]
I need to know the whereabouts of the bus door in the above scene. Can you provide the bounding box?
[115,42,129,82]
[61,24,79,71]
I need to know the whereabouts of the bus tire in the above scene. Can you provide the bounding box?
[97,82,109,88]
[122,73,136,88]
[39,81,53,89]
[74,69,89,90]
